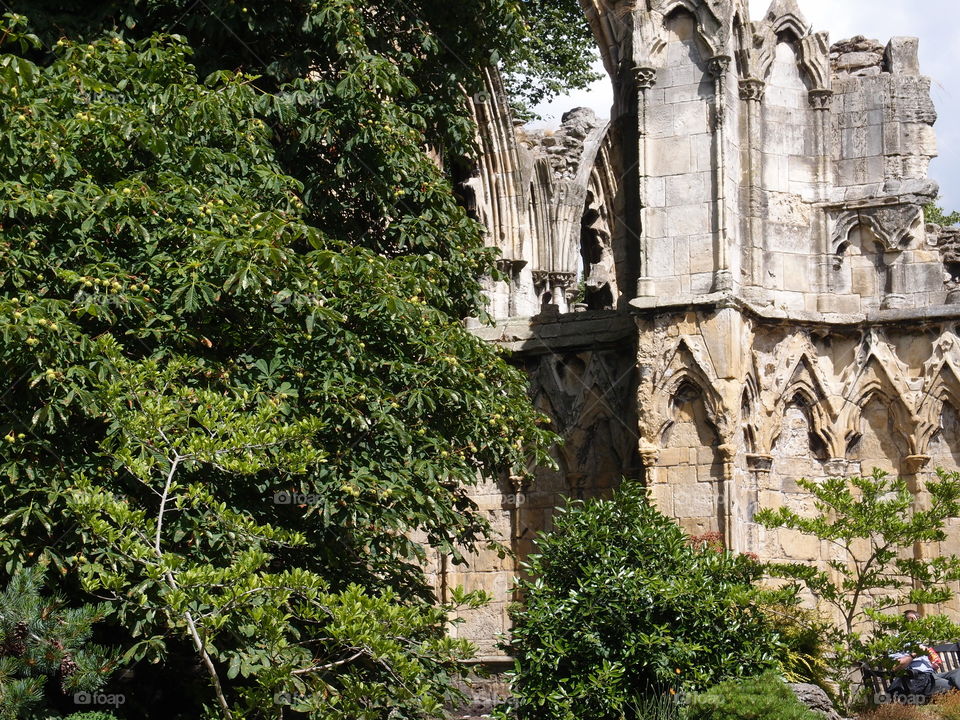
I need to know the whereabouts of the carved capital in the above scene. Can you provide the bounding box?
[531,270,550,288]
[717,443,737,461]
[495,258,526,275]
[638,439,660,468]
[712,269,733,293]
[633,66,658,90]
[508,474,528,494]
[548,271,576,289]
[745,453,774,474]
[903,454,931,475]
[808,89,834,111]
[738,78,765,102]
[707,55,731,79]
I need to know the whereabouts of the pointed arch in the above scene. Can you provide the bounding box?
[917,360,960,454]
[655,338,729,443]
[777,355,838,455]
[842,353,918,459]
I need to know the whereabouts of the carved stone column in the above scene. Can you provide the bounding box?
[740,79,765,290]
[567,472,587,500]
[496,258,527,318]
[507,472,529,604]
[638,439,660,486]
[808,90,833,196]
[532,270,549,297]
[809,89,835,307]
[708,56,733,293]
[549,272,576,313]
[736,451,770,554]
[902,453,932,613]
[507,473,528,537]
[634,66,658,298]
[718,442,736,550]
[881,250,908,309]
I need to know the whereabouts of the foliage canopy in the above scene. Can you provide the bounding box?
[0,5,564,716]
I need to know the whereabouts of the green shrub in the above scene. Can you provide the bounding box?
[685,672,820,720]
[500,482,788,720]
[65,713,120,720]
[757,600,837,704]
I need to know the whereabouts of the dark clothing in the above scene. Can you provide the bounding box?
[941,668,960,691]
[888,669,951,699]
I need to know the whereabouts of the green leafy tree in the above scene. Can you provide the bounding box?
[756,468,960,705]
[0,12,554,718]
[11,0,600,166]
[499,482,789,720]
[925,201,960,227]
[0,566,115,720]
[501,0,603,118]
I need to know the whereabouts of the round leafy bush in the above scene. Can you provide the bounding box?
[502,482,788,719]
[685,672,821,720]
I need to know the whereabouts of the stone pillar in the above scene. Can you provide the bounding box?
[496,259,526,318]
[718,442,736,550]
[634,66,658,298]
[568,471,588,501]
[708,56,733,293]
[882,251,908,309]
[549,272,576,313]
[809,89,835,308]
[739,78,765,291]
[745,453,773,555]
[903,454,932,614]
[638,439,661,495]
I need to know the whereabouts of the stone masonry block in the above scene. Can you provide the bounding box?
[665,173,707,206]
[651,137,692,175]
[884,37,920,76]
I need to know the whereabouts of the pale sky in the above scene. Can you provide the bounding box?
[531,0,960,211]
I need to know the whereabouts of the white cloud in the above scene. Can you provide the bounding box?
[532,0,960,209]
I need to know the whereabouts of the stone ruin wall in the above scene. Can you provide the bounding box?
[444,3,960,711]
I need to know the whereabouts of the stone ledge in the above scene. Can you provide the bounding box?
[477,295,960,354]
[629,292,960,327]
[469,311,635,353]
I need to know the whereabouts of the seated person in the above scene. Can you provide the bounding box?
[888,610,953,699]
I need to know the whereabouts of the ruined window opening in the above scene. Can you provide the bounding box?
[450,157,480,222]
[946,262,960,284]
[578,199,614,311]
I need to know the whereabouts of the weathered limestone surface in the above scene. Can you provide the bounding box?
[446,0,960,712]
[789,683,843,720]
